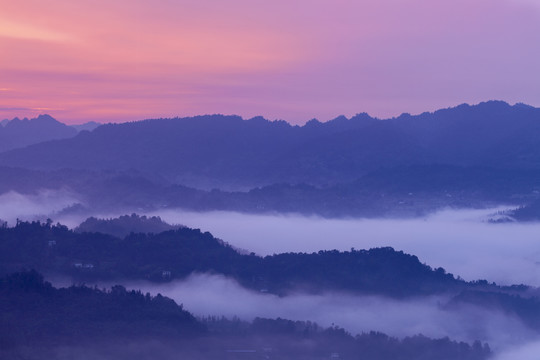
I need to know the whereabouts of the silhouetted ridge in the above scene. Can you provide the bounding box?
[70,120,101,132]
[0,269,204,347]
[0,114,77,153]
[0,220,523,298]
[75,214,183,238]
[2,102,539,189]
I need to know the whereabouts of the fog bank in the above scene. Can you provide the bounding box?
[0,190,80,225]
[5,189,540,288]
[494,340,540,360]
[81,273,534,353]
[146,208,540,287]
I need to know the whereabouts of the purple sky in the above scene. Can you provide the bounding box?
[1,0,540,124]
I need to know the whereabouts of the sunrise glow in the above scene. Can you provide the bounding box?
[1,0,540,124]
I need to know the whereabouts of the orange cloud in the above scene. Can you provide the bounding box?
[0,18,76,43]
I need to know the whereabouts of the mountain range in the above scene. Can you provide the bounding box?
[1,101,539,191]
[2,101,540,218]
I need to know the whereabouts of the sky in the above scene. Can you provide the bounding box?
[1,0,540,125]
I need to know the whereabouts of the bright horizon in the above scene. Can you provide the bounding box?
[0,99,533,127]
[1,0,540,125]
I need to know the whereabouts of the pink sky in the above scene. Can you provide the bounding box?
[1,0,540,124]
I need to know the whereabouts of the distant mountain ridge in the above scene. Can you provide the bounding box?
[70,121,101,132]
[0,114,77,153]
[1,164,536,218]
[0,101,538,189]
[0,115,102,153]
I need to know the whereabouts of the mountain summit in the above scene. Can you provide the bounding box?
[0,114,77,153]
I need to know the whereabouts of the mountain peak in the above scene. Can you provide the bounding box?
[34,114,58,123]
[514,102,535,110]
[329,115,349,123]
[350,112,375,121]
[0,114,77,153]
[475,100,511,110]
[247,116,269,123]
[303,118,322,128]
[70,121,102,132]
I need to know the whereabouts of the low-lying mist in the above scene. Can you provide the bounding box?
[0,190,80,225]
[4,188,540,287]
[72,273,534,353]
[145,208,540,287]
[494,340,540,360]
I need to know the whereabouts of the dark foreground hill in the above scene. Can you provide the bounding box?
[0,270,203,343]
[1,101,540,189]
[0,270,491,360]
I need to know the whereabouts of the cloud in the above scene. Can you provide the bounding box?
[0,106,64,112]
[0,19,76,43]
[0,106,33,111]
